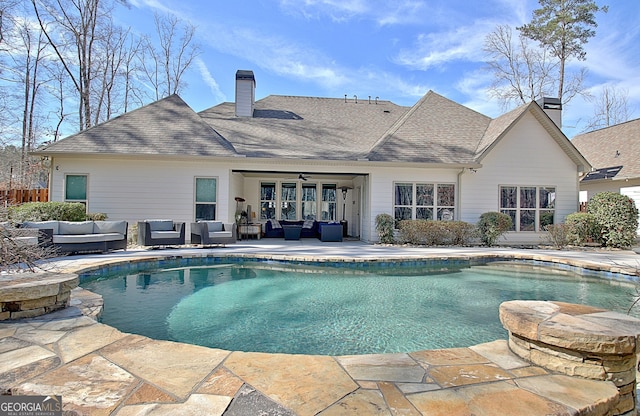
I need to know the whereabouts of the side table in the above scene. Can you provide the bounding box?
[238,223,262,240]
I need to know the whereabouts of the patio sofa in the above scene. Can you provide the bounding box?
[264,219,342,240]
[264,219,319,238]
[138,219,185,247]
[20,220,128,253]
[2,221,41,246]
[190,221,237,246]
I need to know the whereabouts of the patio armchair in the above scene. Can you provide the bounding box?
[138,219,185,247]
[190,221,237,246]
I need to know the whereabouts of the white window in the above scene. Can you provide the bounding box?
[321,184,337,221]
[195,177,217,221]
[260,182,276,219]
[281,182,297,220]
[394,183,455,225]
[500,185,555,231]
[65,174,87,206]
[301,183,317,220]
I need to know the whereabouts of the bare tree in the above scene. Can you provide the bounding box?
[140,13,200,100]
[31,0,114,130]
[119,33,144,113]
[584,85,633,131]
[92,24,131,124]
[0,0,21,47]
[45,63,72,142]
[484,25,557,107]
[518,0,607,103]
[0,3,50,186]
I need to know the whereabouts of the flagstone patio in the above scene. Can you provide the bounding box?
[1,241,640,415]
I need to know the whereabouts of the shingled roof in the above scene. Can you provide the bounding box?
[35,95,238,157]
[367,92,490,163]
[198,95,410,160]
[35,90,587,169]
[572,118,640,180]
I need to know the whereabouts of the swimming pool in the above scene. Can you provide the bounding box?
[80,259,640,356]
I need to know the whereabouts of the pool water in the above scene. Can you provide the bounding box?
[81,261,640,355]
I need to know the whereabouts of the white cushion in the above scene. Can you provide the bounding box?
[11,236,38,246]
[59,221,94,235]
[22,221,59,234]
[150,230,180,239]
[94,220,127,235]
[302,219,314,229]
[54,233,123,243]
[208,231,232,238]
[201,221,223,232]
[146,220,174,231]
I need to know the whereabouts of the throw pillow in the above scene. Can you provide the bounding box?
[146,220,174,231]
[302,219,314,229]
[269,219,282,229]
[59,221,94,235]
[202,221,223,232]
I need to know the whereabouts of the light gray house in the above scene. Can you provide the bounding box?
[572,118,640,232]
[34,70,590,244]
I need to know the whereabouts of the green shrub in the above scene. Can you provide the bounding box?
[398,220,446,245]
[86,212,108,220]
[540,211,555,228]
[564,212,598,246]
[8,202,87,222]
[477,212,512,246]
[448,221,477,245]
[397,220,476,246]
[544,224,569,249]
[375,213,395,244]
[587,192,639,248]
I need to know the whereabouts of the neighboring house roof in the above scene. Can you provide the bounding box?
[582,166,623,182]
[34,89,588,170]
[34,95,239,158]
[572,118,640,181]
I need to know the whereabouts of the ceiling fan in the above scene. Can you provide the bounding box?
[284,173,312,181]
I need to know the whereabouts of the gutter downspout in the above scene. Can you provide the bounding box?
[457,168,465,221]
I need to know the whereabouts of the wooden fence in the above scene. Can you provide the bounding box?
[1,189,49,206]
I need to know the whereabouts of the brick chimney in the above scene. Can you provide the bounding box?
[536,97,562,129]
[235,70,255,117]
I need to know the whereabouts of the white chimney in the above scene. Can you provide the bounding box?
[235,70,255,117]
[536,97,562,128]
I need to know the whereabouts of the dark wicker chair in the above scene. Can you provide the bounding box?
[190,221,237,246]
[137,220,185,247]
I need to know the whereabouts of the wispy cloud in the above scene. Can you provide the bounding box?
[127,0,174,15]
[195,58,226,103]
[279,0,367,22]
[278,0,428,25]
[207,25,349,89]
[393,20,496,70]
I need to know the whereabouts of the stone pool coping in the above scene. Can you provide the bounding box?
[1,242,640,415]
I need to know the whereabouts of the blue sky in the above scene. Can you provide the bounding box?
[116,0,640,138]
